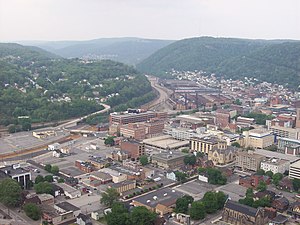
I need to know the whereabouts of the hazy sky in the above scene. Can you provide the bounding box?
[0,0,299,41]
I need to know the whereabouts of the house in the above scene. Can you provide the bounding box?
[221,199,268,225]
[278,177,294,192]
[53,150,61,158]
[239,175,271,189]
[269,214,289,225]
[76,213,92,225]
[271,197,289,212]
[52,184,64,197]
[253,190,276,201]
[287,201,300,220]
[166,171,176,181]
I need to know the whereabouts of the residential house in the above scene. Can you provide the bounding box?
[76,213,92,225]
[271,197,289,212]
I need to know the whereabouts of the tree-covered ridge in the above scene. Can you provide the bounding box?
[0,43,154,126]
[137,37,300,88]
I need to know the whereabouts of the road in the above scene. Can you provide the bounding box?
[59,103,111,129]
[144,76,173,112]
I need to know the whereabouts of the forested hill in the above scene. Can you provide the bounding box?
[0,43,155,128]
[137,37,300,89]
[19,37,174,65]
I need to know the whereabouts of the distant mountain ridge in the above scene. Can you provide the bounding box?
[137,37,300,89]
[18,37,174,65]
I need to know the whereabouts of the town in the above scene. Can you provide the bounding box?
[0,73,300,225]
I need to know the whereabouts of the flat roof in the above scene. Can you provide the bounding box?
[132,188,184,208]
[0,166,30,176]
[152,152,185,160]
[55,202,80,212]
[143,135,189,149]
[290,160,300,168]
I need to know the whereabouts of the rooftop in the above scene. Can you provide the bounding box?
[143,135,189,149]
[224,199,258,217]
[290,160,300,168]
[55,201,80,212]
[0,165,30,176]
[152,152,185,161]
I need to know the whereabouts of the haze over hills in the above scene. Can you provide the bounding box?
[137,37,300,89]
[18,37,174,65]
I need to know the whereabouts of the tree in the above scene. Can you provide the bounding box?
[231,142,241,148]
[34,182,53,195]
[256,169,265,176]
[202,191,218,214]
[234,99,242,105]
[0,178,22,207]
[292,178,300,192]
[257,181,267,192]
[106,202,131,225]
[139,155,148,166]
[100,188,120,207]
[44,175,53,183]
[246,188,254,198]
[181,148,189,154]
[206,168,227,185]
[175,195,194,214]
[44,164,52,173]
[190,201,206,220]
[215,191,227,210]
[196,151,205,158]
[58,178,64,183]
[130,206,156,225]
[35,175,44,184]
[272,173,283,186]
[184,155,197,166]
[104,136,115,146]
[252,196,271,208]
[265,171,274,178]
[175,171,187,183]
[50,166,59,175]
[22,122,31,131]
[23,203,41,220]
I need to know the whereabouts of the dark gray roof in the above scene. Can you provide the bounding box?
[270,214,288,223]
[55,202,80,212]
[225,200,258,217]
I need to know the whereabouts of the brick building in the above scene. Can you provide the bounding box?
[120,139,145,160]
[120,123,146,140]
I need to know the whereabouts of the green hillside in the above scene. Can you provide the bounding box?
[0,43,155,128]
[137,37,300,88]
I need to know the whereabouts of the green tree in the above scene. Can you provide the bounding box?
[181,148,189,154]
[58,178,64,183]
[35,175,44,184]
[292,178,300,192]
[175,171,187,183]
[23,203,41,221]
[190,201,206,220]
[272,173,283,186]
[106,202,131,225]
[202,191,218,214]
[0,178,22,207]
[44,164,52,173]
[22,122,31,131]
[246,188,254,198]
[215,191,227,210]
[184,155,197,166]
[130,206,156,225]
[34,182,53,195]
[100,188,120,207]
[44,175,53,183]
[231,142,241,148]
[252,196,271,208]
[265,171,274,178]
[50,166,59,175]
[175,195,194,214]
[256,169,265,176]
[206,168,227,185]
[139,155,148,166]
[257,181,267,192]
[104,136,115,146]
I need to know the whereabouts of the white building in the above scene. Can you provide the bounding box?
[48,143,60,151]
[56,183,81,199]
[289,160,300,180]
[260,158,290,174]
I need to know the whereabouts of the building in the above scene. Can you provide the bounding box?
[56,183,81,199]
[287,201,300,220]
[215,109,235,128]
[236,116,255,126]
[243,129,274,149]
[277,137,300,155]
[289,160,300,180]
[260,158,290,174]
[190,136,227,154]
[272,197,289,212]
[109,180,136,194]
[120,140,145,160]
[0,165,31,189]
[143,135,189,151]
[236,151,265,172]
[270,126,300,140]
[131,188,184,216]
[239,175,271,189]
[120,123,146,140]
[75,160,93,173]
[208,146,238,165]
[151,152,185,169]
[144,118,165,138]
[110,110,167,126]
[221,199,268,225]
[90,171,112,185]
[296,108,300,128]
[99,168,127,183]
[166,171,176,181]
[106,150,129,161]
[76,213,92,225]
